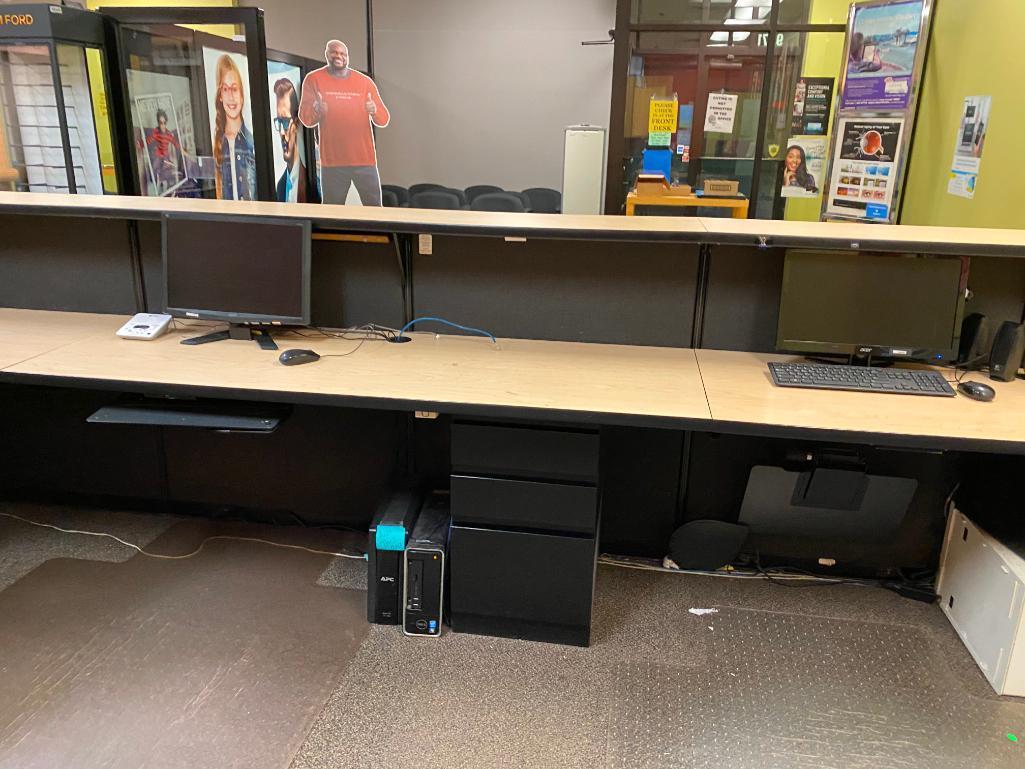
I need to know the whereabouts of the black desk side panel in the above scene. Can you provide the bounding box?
[413,236,699,347]
[0,215,137,313]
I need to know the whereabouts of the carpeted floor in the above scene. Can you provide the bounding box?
[2,504,1023,769]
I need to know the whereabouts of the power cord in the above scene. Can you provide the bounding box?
[0,512,367,561]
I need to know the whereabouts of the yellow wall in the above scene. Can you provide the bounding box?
[901,0,1024,228]
[783,0,849,221]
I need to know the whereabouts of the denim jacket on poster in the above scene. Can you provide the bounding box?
[218,121,256,201]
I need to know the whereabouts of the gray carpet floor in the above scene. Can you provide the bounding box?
[2,503,1023,769]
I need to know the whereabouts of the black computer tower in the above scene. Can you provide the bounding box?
[403,494,450,637]
[367,490,421,625]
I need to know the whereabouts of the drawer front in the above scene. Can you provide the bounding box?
[449,525,596,646]
[451,423,599,482]
[451,474,596,535]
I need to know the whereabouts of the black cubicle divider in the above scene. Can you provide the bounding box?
[412,236,700,347]
[0,215,139,313]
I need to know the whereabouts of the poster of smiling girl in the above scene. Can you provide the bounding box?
[202,47,257,201]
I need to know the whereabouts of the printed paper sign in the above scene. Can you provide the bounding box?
[648,130,671,147]
[648,97,679,136]
[825,117,904,222]
[704,93,738,133]
[947,95,991,199]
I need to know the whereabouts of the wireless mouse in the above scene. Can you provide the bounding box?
[278,348,321,366]
[957,380,995,402]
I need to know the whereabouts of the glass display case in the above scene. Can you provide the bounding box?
[0,4,120,194]
[104,6,273,201]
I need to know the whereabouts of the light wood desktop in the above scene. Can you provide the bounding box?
[0,311,710,423]
[2,310,1024,449]
[626,191,749,218]
[0,309,121,369]
[697,349,1025,447]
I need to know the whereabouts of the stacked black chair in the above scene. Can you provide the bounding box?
[411,190,463,209]
[408,182,446,198]
[382,189,400,207]
[441,187,468,207]
[382,184,409,206]
[470,192,527,213]
[522,187,561,213]
[465,184,503,204]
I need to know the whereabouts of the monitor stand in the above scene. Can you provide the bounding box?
[180,324,278,351]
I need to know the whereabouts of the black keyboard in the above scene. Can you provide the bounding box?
[768,361,956,397]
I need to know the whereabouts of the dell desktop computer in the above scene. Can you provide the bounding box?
[403,494,450,637]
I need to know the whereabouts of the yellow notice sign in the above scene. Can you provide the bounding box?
[648,97,679,135]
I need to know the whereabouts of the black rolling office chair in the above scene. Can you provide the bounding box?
[382,184,409,206]
[522,187,561,213]
[408,183,446,198]
[382,189,400,207]
[470,192,527,213]
[465,184,503,204]
[411,190,463,209]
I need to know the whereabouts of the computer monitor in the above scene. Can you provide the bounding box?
[776,250,968,363]
[162,213,311,344]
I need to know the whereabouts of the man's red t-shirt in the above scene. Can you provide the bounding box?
[298,67,389,168]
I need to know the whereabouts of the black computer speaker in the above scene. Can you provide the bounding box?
[668,520,749,570]
[988,321,1025,382]
[958,313,991,365]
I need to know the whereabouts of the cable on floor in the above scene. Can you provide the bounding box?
[598,554,870,584]
[0,512,367,561]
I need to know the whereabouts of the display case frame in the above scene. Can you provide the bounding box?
[102,6,274,202]
[0,3,125,195]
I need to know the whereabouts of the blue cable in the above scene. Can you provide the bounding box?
[398,316,497,343]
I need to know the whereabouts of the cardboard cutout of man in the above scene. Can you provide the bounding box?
[273,78,308,203]
[299,39,390,205]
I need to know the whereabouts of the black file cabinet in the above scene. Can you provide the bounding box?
[448,422,600,646]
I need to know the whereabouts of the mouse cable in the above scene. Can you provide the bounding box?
[0,512,367,561]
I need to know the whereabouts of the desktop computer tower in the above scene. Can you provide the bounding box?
[367,490,422,625]
[403,494,450,637]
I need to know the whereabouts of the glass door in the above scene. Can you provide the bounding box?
[693,47,765,203]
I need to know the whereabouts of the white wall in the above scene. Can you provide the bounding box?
[372,0,616,191]
[239,0,368,69]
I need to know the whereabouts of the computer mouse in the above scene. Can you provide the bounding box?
[957,380,995,402]
[278,348,321,366]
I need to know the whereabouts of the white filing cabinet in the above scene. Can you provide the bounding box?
[936,510,1025,696]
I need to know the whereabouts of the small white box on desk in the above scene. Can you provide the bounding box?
[116,313,172,341]
[937,509,1025,696]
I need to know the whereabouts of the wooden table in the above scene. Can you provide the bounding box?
[0,311,711,427]
[626,191,749,218]
[3,309,1025,452]
[696,349,1025,451]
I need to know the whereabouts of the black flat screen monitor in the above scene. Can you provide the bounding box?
[162,213,311,325]
[776,250,968,363]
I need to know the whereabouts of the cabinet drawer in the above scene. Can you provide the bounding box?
[451,423,599,482]
[451,475,596,535]
[449,525,596,646]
